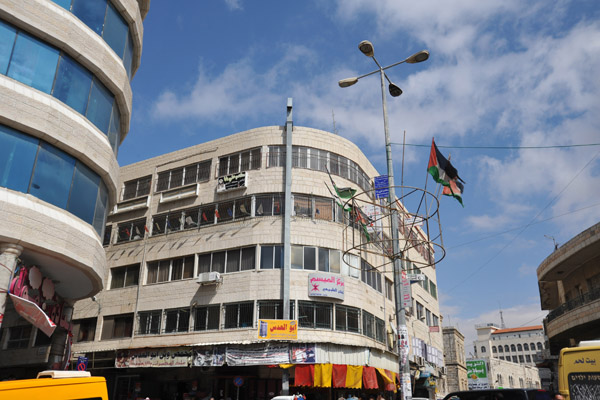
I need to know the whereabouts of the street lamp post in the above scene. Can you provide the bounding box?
[339,41,429,400]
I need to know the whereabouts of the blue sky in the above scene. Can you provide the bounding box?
[121,0,600,348]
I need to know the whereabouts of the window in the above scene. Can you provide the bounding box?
[219,148,261,176]
[260,245,283,269]
[510,344,516,352]
[258,300,294,320]
[505,345,509,352]
[481,346,486,353]
[110,264,139,289]
[361,259,382,292]
[530,342,535,351]
[303,247,316,270]
[293,195,312,218]
[537,342,542,350]
[517,344,523,351]
[416,302,424,320]
[335,305,360,333]
[524,343,529,351]
[137,310,161,335]
[196,248,254,274]
[329,250,341,273]
[8,31,60,94]
[315,198,333,221]
[291,245,303,270]
[267,146,285,167]
[103,225,112,246]
[146,256,194,284]
[298,301,332,329]
[429,281,437,299]
[165,308,190,333]
[255,194,284,216]
[116,218,146,243]
[526,355,531,363]
[519,355,524,363]
[385,278,393,301]
[34,328,52,346]
[432,314,439,327]
[492,346,497,353]
[156,161,211,192]
[375,317,385,343]
[498,346,503,353]
[101,314,133,340]
[6,325,31,349]
[224,302,254,329]
[362,311,375,339]
[122,176,152,201]
[512,356,518,363]
[194,305,220,331]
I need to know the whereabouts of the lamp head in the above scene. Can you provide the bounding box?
[388,83,403,97]
[358,40,374,57]
[338,77,359,88]
[405,50,429,64]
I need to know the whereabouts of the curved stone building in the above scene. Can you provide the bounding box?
[537,221,600,354]
[0,0,149,374]
[68,117,445,399]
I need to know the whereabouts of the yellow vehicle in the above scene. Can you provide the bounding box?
[558,342,600,400]
[0,370,108,400]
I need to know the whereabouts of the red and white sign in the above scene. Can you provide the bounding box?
[9,294,56,337]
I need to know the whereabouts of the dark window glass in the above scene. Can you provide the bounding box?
[194,305,220,331]
[212,251,225,273]
[92,181,108,236]
[184,208,200,229]
[8,32,60,94]
[0,125,38,192]
[318,247,329,272]
[110,265,139,289]
[103,3,128,58]
[260,246,274,269]
[53,55,93,114]
[0,21,16,75]
[30,142,76,209]
[68,162,100,223]
[226,249,240,273]
[274,246,283,269]
[7,325,31,349]
[72,0,108,35]
[103,225,112,246]
[229,154,239,174]
[198,254,211,274]
[304,247,316,270]
[138,311,161,335]
[73,318,96,342]
[165,309,189,333]
[87,78,114,133]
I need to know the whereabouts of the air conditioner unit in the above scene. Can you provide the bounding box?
[413,355,424,365]
[196,272,222,285]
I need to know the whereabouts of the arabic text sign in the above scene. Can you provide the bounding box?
[308,273,344,300]
[116,348,192,368]
[217,171,247,192]
[258,319,298,340]
[9,294,56,337]
[467,359,490,390]
[374,175,389,199]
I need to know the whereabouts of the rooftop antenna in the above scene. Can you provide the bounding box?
[499,308,506,329]
[331,109,338,135]
[544,235,559,251]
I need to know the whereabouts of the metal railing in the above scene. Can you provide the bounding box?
[546,286,600,322]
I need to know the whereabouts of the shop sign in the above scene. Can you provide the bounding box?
[226,343,290,366]
[400,271,412,309]
[374,175,389,199]
[467,359,490,390]
[9,294,56,337]
[307,273,344,300]
[290,344,317,364]
[217,172,247,193]
[193,347,225,367]
[116,348,193,368]
[258,319,298,340]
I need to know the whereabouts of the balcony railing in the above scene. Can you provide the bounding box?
[546,287,600,322]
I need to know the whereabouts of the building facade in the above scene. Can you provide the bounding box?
[471,324,546,390]
[442,326,467,393]
[537,221,600,354]
[0,0,149,376]
[68,118,446,400]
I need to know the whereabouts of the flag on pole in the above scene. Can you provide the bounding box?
[427,138,465,206]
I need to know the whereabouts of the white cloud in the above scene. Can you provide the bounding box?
[224,0,243,11]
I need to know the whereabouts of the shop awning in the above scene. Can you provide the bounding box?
[293,364,397,391]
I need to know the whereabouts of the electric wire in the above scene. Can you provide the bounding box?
[446,149,600,292]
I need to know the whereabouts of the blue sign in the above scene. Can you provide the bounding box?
[374,175,389,199]
[77,356,88,371]
[233,376,244,387]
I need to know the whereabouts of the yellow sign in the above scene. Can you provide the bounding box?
[258,319,298,340]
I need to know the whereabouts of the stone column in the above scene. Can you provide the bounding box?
[0,243,23,330]
[48,301,74,370]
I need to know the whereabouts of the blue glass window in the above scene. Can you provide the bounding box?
[0,21,16,75]
[68,162,101,223]
[7,32,60,94]
[93,181,108,236]
[104,3,128,58]
[30,142,76,209]
[0,125,38,192]
[108,105,120,153]
[53,55,93,114]
[52,0,72,10]
[72,0,108,36]
[123,33,134,79]
[87,78,114,133]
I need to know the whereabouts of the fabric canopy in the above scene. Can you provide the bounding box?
[294,364,397,390]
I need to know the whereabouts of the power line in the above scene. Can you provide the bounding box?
[446,149,600,292]
[446,201,600,250]
[391,142,600,149]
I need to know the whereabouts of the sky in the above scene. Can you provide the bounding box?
[120,0,600,350]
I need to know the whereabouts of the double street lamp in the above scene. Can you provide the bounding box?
[339,41,429,400]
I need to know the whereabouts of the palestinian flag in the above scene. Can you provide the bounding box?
[427,138,465,206]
